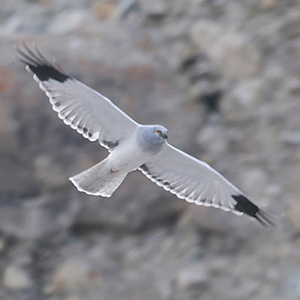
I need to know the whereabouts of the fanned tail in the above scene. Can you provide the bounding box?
[69,159,127,197]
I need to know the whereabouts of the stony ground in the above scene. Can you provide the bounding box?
[0,0,300,299]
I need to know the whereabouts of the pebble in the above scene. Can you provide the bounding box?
[48,10,88,35]
[259,0,277,10]
[52,259,101,292]
[176,263,210,291]
[140,0,168,17]
[281,131,300,146]
[3,265,32,290]
[92,2,118,20]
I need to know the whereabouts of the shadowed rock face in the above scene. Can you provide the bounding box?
[0,0,298,299]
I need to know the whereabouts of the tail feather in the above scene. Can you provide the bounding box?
[69,160,127,197]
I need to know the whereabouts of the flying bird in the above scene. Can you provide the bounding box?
[17,44,274,227]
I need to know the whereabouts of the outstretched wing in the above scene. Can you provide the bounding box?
[139,144,274,227]
[17,44,139,150]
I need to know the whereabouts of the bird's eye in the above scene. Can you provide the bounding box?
[156,130,162,134]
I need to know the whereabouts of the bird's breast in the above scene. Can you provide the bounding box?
[109,138,156,173]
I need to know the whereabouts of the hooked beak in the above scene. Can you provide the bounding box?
[162,132,168,139]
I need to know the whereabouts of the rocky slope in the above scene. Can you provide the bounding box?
[0,0,300,299]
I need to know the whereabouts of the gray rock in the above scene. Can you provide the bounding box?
[48,10,89,35]
[64,297,82,300]
[140,0,168,18]
[280,131,300,146]
[282,270,300,298]
[3,265,32,290]
[191,21,262,78]
[34,155,69,192]
[51,258,101,292]
[196,124,229,157]
[287,201,300,230]
[92,2,119,21]
[117,0,140,19]
[176,263,210,291]
[0,193,79,240]
[259,0,277,10]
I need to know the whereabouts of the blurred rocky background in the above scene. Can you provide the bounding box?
[0,0,300,299]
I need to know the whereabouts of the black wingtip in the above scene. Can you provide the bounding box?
[232,194,276,228]
[15,42,70,83]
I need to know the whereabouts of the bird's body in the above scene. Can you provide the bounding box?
[106,127,146,173]
[17,44,274,227]
[69,124,169,197]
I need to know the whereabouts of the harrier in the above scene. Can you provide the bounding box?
[17,44,273,227]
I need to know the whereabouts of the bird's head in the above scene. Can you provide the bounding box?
[153,125,168,140]
[137,125,168,153]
